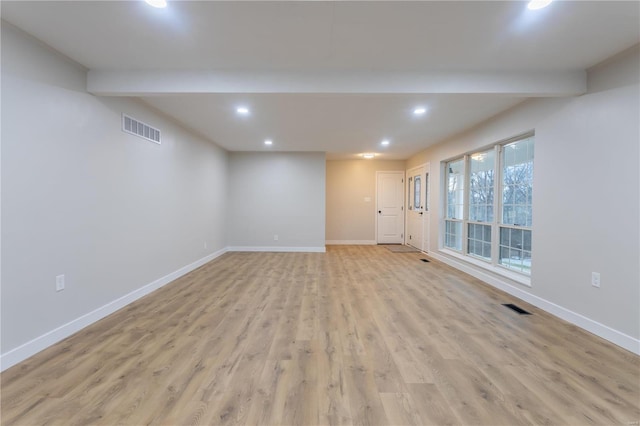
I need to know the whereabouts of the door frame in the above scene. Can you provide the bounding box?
[405,164,425,249]
[375,170,405,244]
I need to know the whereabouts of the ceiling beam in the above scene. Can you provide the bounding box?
[87,70,586,97]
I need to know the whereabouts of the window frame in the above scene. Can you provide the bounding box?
[444,158,465,252]
[414,174,421,210]
[466,147,497,263]
[440,132,534,282]
[424,172,430,212]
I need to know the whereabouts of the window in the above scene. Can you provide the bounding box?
[424,172,430,211]
[499,137,534,273]
[444,158,464,250]
[468,149,495,261]
[442,134,534,276]
[414,175,421,209]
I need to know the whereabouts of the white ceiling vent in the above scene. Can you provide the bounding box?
[122,114,161,144]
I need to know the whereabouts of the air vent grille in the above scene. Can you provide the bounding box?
[122,114,161,144]
[502,303,531,315]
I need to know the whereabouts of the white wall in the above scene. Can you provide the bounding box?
[326,159,406,244]
[1,23,229,366]
[407,45,640,352]
[227,152,326,251]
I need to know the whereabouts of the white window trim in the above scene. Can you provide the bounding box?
[441,131,534,283]
[439,247,532,287]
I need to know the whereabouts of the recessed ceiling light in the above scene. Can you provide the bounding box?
[381,140,390,146]
[413,107,427,115]
[362,153,376,159]
[236,107,250,115]
[264,140,273,146]
[145,0,167,8]
[527,0,553,10]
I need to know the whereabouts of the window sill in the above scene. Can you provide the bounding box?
[438,248,532,287]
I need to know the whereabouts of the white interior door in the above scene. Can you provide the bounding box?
[406,166,424,250]
[376,171,404,244]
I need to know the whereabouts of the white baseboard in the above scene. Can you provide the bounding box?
[0,247,228,372]
[429,251,640,355]
[227,246,326,253]
[325,240,377,245]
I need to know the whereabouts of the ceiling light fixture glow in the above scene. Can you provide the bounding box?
[236,107,250,115]
[413,107,427,115]
[145,0,167,8]
[264,140,273,146]
[381,140,390,146]
[362,153,376,159]
[527,0,553,10]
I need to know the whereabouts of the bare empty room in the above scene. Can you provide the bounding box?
[1,1,639,425]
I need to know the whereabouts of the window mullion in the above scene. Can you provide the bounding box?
[462,155,469,255]
[492,144,502,267]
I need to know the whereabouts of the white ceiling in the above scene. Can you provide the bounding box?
[3,1,639,159]
[140,93,525,159]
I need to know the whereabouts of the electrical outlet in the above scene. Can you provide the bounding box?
[274,234,279,241]
[591,272,601,288]
[204,241,207,249]
[56,274,65,292]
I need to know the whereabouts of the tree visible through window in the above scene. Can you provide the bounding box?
[468,149,495,260]
[499,138,534,273]
[442,134,534,276]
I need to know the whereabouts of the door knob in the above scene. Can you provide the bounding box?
[378,210,382,214]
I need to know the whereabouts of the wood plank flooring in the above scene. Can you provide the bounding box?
[2,245,639,425]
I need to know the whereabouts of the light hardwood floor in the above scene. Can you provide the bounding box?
[2,246,639,425]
